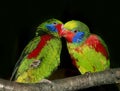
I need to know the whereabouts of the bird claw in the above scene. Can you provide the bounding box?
[84,71,91,77]
[40,79,52,84]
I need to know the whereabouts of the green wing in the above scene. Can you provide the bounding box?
[15,35,62,83]
[23,36,41,54]
[10,36,41,81]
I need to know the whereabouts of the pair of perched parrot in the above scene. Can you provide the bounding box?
[10,19,110,83]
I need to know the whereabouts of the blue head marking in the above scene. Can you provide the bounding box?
[46,24,57,32]
[72,32,85,43]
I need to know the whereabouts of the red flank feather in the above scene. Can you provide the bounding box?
[85,34,109,59]
[27,34,52,59]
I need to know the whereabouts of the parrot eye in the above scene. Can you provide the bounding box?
[73,30,78,33]
[53,22,57,25]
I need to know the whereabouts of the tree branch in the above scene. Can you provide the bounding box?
[0,68,120,91]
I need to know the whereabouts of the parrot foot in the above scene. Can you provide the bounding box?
[40,79,52,84]
[84,72,91,77]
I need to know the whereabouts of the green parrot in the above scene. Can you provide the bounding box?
[10,19,63,83]
[61,20,110,74]
[47,20,110,74]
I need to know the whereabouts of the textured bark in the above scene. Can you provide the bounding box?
[0,68,120,91]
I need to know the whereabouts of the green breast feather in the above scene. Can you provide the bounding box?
[15,35,62,83]
[67,43,110,74]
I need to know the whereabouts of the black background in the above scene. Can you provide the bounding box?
[0,0,120,89]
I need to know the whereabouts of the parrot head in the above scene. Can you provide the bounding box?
[61,20,90,43]
[36,18,63,37]
[45,19,64,37]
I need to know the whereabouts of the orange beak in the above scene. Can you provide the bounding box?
[55,24,75,42]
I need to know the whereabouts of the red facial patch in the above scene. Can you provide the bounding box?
[62,30,75,42]
[85,34,109,59]
[27,34,52,59]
